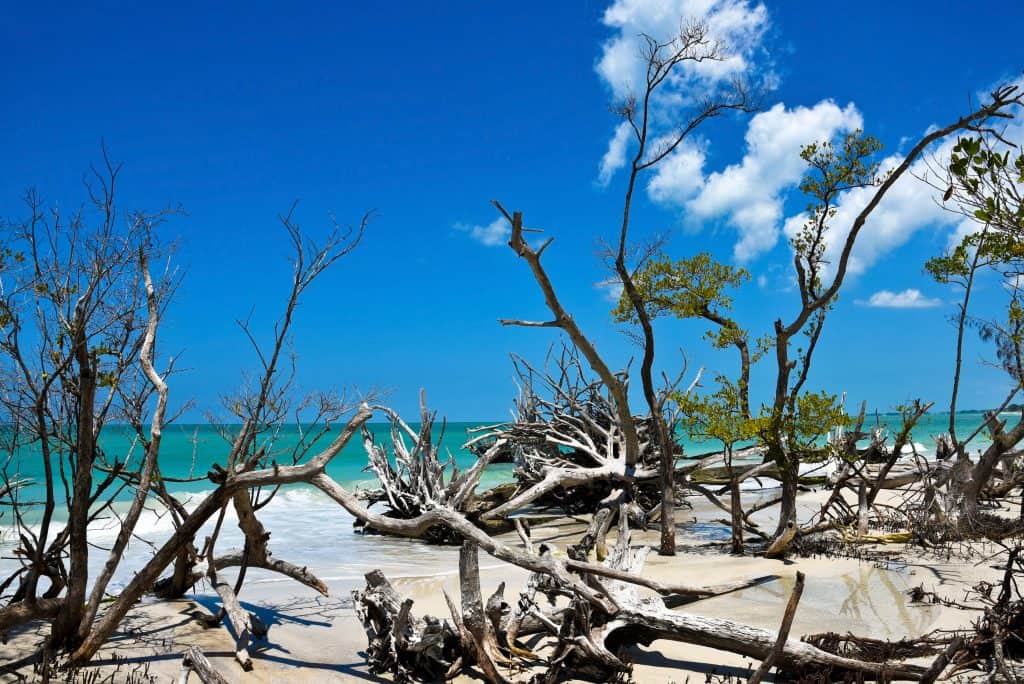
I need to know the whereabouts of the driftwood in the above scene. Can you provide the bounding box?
[470,350,681,524]
[209,573,265,671]
[353,506,928,682]
[354,392,513,543]
[179,646,229,684]
[452,543,511,683]
[748,570,805,684]
[352,569,460,682]
[919,636,964,684]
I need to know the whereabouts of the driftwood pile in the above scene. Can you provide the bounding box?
[340,386,1024,681]
[351,514,937,682]
[354,393,514,543]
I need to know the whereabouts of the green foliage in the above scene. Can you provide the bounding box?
[925,240,973,284]
[928,135,1024,388]
[782,390,852,458]
[676,376,762,447]
[0,246,26,271]
[937,136,1024,276]
[791,130,883,294]
[615,133,880,470]
[678,380,849,461]
[798,130,883,205]
[948,136,1024,231]
[613,253,759,359]
[613,253,749,323]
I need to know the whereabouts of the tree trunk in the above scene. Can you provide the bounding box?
[772,458,799,544]
[658,423,676,556]
[50,331,96,651]
[730,476,744,555]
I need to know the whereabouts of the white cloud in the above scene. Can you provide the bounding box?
[642,98,1009,271]
[646,139,706,203]
[783,150,956,279]
[645,100,861,261]
[598,122,633,186]
[595,0,770,184]
[857,289,942,309]
[454,218,509,247]
[597,25,1022,278]
[597,0,769,101]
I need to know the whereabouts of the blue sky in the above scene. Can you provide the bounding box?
[2,1,1023,421]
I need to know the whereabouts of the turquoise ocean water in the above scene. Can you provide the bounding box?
[0,410,1005,523]
[0,411,1013,593]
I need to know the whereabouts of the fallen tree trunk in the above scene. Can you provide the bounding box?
[180,646,229,684]
[594,607,925,679]
[588,518,926,680]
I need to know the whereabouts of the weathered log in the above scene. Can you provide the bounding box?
[458,542,510,683]
[181,645,229,684]
[482,461,659,521]
[471,348,684,521]
[0,597,65,633]
[597,606,925,679]
[356,394,510,541]
[569,513,926,680]
[164,547,329,599]
[211,576,255,671]
[764,519,797,558]
[352,569,460,682]
[568,502,615,562]
[355,540,925,683]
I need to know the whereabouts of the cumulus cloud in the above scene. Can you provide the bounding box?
[597,0,769,100]
[644,100,862,261]
[595,0,770,185]
[781,87,1024,280]
[454,218,509,247]
[596,16,1021,278]
[640,98,1007,272]
[857,289,942,309]
[645,139,706,204]
[782,150,956,279]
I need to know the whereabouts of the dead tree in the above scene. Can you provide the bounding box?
[0,155,182,652]
[497,202,640,469]
[0,158,383,672]
[469,348,701,549]
[64,398,380,666]
[604,24,757,558]
[352,569,461,682]
[355,391,511,542]
[148,206,370,668]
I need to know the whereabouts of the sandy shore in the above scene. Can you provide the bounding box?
[1,487,1009,683]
